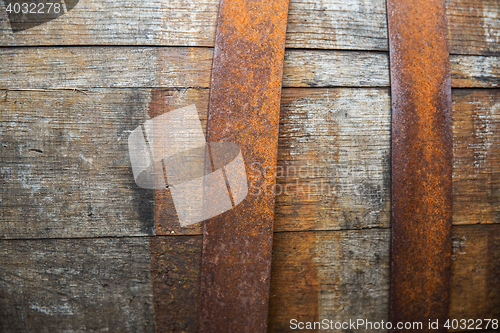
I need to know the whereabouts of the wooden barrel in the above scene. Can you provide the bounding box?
[0,0,498,331]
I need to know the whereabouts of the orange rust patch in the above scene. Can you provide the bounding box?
[199,0,290,331]
[387,0,453,330]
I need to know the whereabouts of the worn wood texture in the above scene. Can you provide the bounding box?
[0,47,390,88]
[0,47,498,89]
[269,229,391,332]
[451,55,500,88]
[453,89,500,225]
[268,231,319,329]
[450,224,500,331]
[0,47,214,89]
[273,88,391,232]
[0,0,498,55]
[0,237,155,333]
[447,0,500,55]
[0,226,496,332]
[2,88,499,239]
[0,0,497,330]
[0,88,211,239]
[0,88,391,238]
[150,236,202,333]
[0,89,157,239]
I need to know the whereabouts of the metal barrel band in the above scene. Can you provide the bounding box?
[387,0,453,331]
[199,0,290,331]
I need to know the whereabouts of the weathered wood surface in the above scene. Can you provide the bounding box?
[450,224,500,330]
[273,88,391,232]
[0,89,156,239]
[150,236,202,333]
[143,90,209,237]
[2,88,499,238]
[0,0,498,55]
[451,55,500,88]
[0,47,498,89]
[0,226,496,331]
[453,89,500,225]
[447,0,500,55]
[0,88,391,238]
[0,0,497,331]
[269,229,391,332]
[0,237,155,332]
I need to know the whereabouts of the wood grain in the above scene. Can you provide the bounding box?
[268,231,319,331]
[150,236,202,333]
[145,89,209,236]
[453,89,500,225]
[0,87,211,239]
[447,0,500,55]
[451,55,500,88]
[269,229,391,332]
[0,89,156,239]
[450,224,500,331]
[0,0,498,55]
[273,88,391,232]
[0,237,155,332]
[0,47,498,89]
[270,225,500,331]
[0,227,496,331]
[2,88,499,239]
[284,0,388,51]
[0,0,497,329]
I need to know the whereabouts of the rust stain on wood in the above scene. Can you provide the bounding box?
[150,236,202,333]
[147,89,181,236]
[449,225,500,329]
[268,232,319,332]
[146,89,208,330]
[199,0,290,331]
[387,0,453,330]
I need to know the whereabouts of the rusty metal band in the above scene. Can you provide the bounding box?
[387,0,453,330]
[199,0,290,331]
